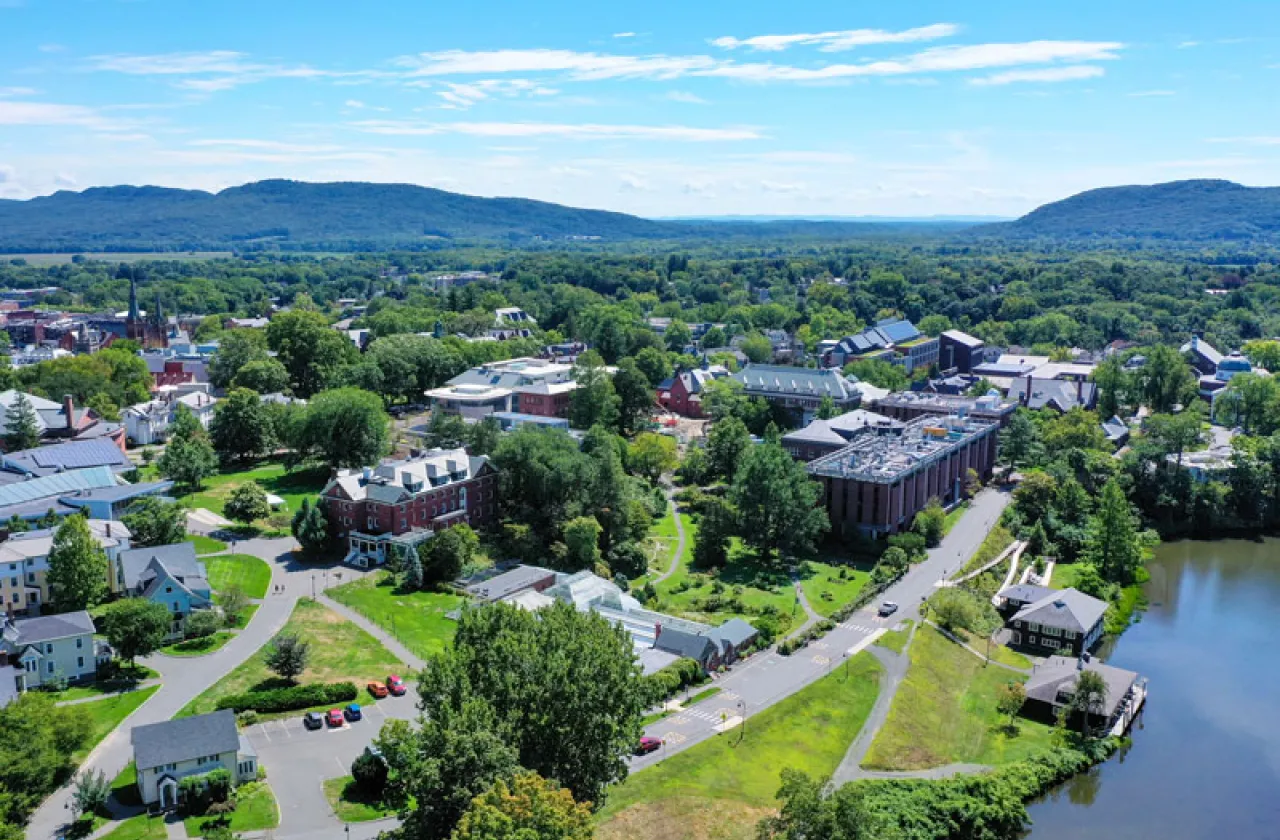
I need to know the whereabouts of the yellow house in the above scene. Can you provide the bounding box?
[0,520,131,614]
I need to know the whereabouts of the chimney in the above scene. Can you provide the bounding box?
[105,522,112,538]
[63,394,75,431]
[1024,374,1033,406]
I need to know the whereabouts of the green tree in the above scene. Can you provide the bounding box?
[224,482,271,526]
[729,443,828,564]
[264,632,310,683]
[451,772,593,840]
[1070,668,1109,739]
[739,332,773,364]
[209,387,277,462]
[911,498,946,548]
[815,395,839,420]
[1041,408,1108,456]
[1084,479,1144,585]
[1215,373,1279,433]
[692,496,735,569]
[627,432,677,484]
[998,408,1042,477]
[843,359,908,392]
[1138,344,1194,413]
[157,405,218,491]
[352,748,389,797]
[3,392,41,451]
[664,320,692,352]
[291,498,331,556]
[917,314,952,336]
[996,681,1026,730]
[47,514,109,612]
[70,769,111,820]
[209,329,270,389]
[219,586,249,628]
[1145,407,1205,471]
[267,310,359,397]
[1092,357,1131,419]
[97,598,171,664]
[422,524,480,585]
[929,587,982,633]
[85,392,120,423]
[366,334,465,404]
[1242,339,1280,372]
[299,388,390,468]
[757,769,869,840]
[707,416,751,481]
[612,357,655,436]
[420,410,468,449]
[122,497,187,547]
[633,347,672,388]
[231,358,291,395]
[465,417,501,456]
[568,351,618,431]
[563,516,602,571]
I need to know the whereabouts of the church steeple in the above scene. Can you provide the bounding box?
[127,271,140,322]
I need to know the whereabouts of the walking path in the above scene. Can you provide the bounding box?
[785,580,824,640]
[55,679,162,707]
[650,492,687,586]
[316,592,426,671]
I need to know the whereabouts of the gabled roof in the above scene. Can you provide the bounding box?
[1007,378,1098,411]
[1024,655,1138,718]
[5,610,96,645]
[997,583,1055,605]
[705,618,758,650]
[132,710,241,770]
[653,626,717,661]
[1180,336,1223,366]
[733,365,859,400]
[118,542,205,591]
[783,409,901,446]
[1012,588,1108,633]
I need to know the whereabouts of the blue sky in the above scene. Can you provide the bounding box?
[1,0,1278,217]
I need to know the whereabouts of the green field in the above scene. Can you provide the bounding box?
[99,814,167,840]
[862,626,1054,771]
[799,560,870,618]
[598,652,883,840]
[178,598,405,717]
[205,553,272,599]
[184,781,279,837]
[76,686,161,762]
[322,776,398,822]
[636,503,682,583]
[190,535,228,555]
[958,523,1015,577]
[327,571,465,661]
[875,619,915,654]
[178,461,327,529]
[160,631,234,657]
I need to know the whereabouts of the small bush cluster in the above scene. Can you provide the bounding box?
[777,619,836,656]
[215,681,357,713]
[641,657,704,704]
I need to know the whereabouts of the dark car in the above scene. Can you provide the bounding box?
[878,601,899,618]
[303,711,324,731]
[326,709,344,727]
[635,736,663,755]
[345,703,363,721]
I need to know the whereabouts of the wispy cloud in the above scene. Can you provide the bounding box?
[613,32,636,39]
[969,65,1104,86]
[348,120,763,141]
[0,100,122,129]
[435,79,559,110]
[1207,136,1280,146]
[711,23,958,52]
[397,49,718,81]
[0,87,38,97]
[190,138,349,153]
[88,50,386,91]
[664,90,707,104]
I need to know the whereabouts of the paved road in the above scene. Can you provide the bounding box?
[631,488,1011,772]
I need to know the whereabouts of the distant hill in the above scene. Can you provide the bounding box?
[987,180,1280,242]
[0,180,679,251]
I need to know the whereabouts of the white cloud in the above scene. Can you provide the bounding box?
[53,172,77,187]
[760,179,805,193]
[0,165,13,184]
[434,79,559,110]
[345,99,367,108]
[0,87,38,98]
[969,65,1105,86]
[0,100,120,129]
[88,50,386,92]
[191,138,348,153]
[1178,41,1200,49]
[398,49,719,81]
[1206,136,1280,146]
[664,90,707,104]
[613,32,636,39]
[619,173,651,191]
[711,23,959,52]
[348,119,763,141]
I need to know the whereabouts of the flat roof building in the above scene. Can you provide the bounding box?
[808,414,998,537]
[872,390,1018,427]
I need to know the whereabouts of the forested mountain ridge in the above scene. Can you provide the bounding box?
[987,179,1280,242]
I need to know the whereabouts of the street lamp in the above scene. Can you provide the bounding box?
[737,699,746,744]
[311,574,316,599]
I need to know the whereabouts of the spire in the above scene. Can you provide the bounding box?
[152,291,163,327]
[127,271,139,322]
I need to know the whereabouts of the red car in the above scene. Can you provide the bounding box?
[325,709,344,727]
[367,681,389,699]
[635,736,663,756]
[386,675,406,696]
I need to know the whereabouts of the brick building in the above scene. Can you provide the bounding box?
[656,366,729,418]
[807,415,998,538]
[512,380,578,418]
[322,448,498,567]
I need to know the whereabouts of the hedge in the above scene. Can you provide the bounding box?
[641,657,704,704]
[215,682,357,713]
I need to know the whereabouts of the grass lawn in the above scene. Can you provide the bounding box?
[177,598,405,718]
[47,665,158,704]
[1049,562,1083,589]
[322,776,398,822]
[75,686,161,762]
[328,571,465,661]
[184,781,279,837]
[862,626,1054,772]
[952,628,1033,670]
[179,460,327,531]
[799,559,870,618]
[876,620,914,654]
[943,501,970,535]
[190,534,227,555]
[205,554,272,599]
[223,603,259,629]
[160,631,235,657]
[637,504,681,583]
[99,815,167,840]
[958,523,1015,577]
[597,652,884,840]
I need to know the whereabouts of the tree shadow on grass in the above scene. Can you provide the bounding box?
[248,677,296,693]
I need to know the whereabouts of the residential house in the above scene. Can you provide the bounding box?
[224,317,270,330]
[782,409,903,462]
[1,439,135,478]
[1007,377,1098,412]
[322,447,498,567]
[938,330,986,373]
[132,710,258,809]
[0,391,125,452]
[0,611,101,690]
[1101,416,1131,447]
[116,543,214,638]
[656,365,729,418]
[1021,655,1144,733]
[124,393,217,446]
[0,519,131,613]
[1001,587,1108,657]
[732,364,865,424]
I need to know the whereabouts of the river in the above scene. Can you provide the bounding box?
[1022,539,1280,839]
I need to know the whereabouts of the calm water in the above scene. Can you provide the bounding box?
[1022,539,1280,839]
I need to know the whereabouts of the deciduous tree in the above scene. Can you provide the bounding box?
[264,632,310,683]
[97,598,170,664]
[122,497,187,547]
[451,772,593,840]
[47,514,109,612]
[224,482,271,526]
[209,387,277,463]
[729,443,828,564]
[299,387,390,468]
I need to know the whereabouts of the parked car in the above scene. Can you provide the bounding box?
[345,703,363,721]
[325,709,344,727]
[387,675,406,696]
[303,711,324,731]
[367,681,389,699]
[878,601,899,617]
[635,736,663,755]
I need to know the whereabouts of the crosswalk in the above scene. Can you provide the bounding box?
[682,707,726,723]
[839,621,879,633]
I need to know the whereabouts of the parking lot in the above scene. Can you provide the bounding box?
[243,689,420,835]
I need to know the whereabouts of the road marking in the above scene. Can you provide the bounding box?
[721,691,738,701]
[812,654,830,666]
[662,731,687,745]
[713,715,743,733]
[278,720,293,739]
[846,628,887,658]
[259,725,272,743]
[334,756,345,773]
[811,640,829,650]
[669,714,691,725]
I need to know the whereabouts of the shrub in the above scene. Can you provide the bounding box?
[185,610,222,640]
[215,681,357,713]
[641,657,704,703]
[352,750,388,797]
[237,710,259,727]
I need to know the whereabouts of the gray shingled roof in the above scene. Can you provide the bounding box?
[706,618,758,650]
[998,584,1056,605]
[1024,655,1137,718]
[9,610,96,644]
[118,542,204,590]
[1012,588,1108,633]
[653,627,716,662]
[733,364,859,400]
[132,710,241,770]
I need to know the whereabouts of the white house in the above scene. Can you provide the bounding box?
[0,611,102,690]
[0,519,131,612]
[131,710,259,809]
[124,393,218,445]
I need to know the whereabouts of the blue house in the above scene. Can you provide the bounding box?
[116,543,213,639]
